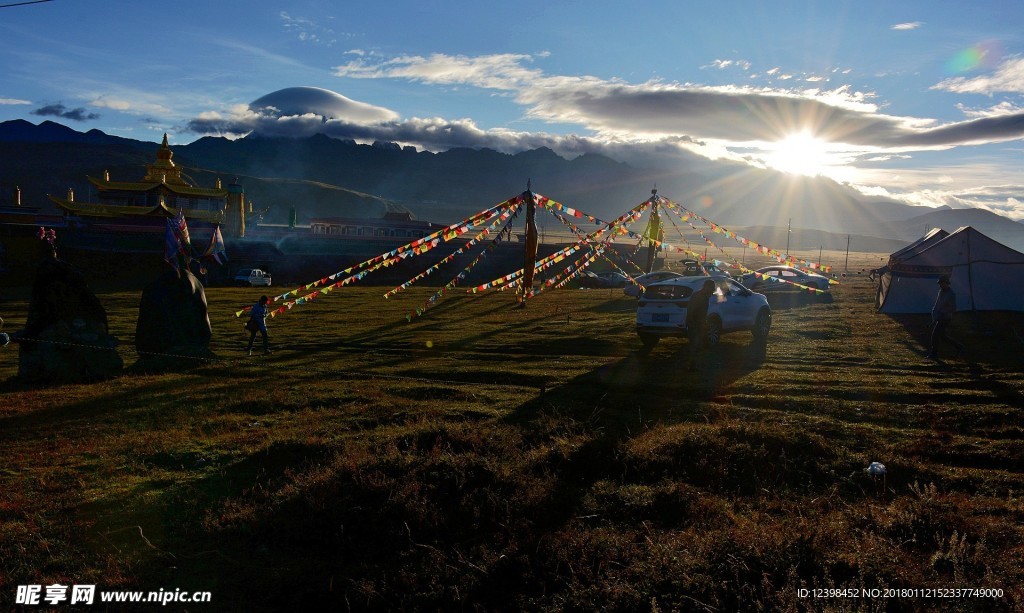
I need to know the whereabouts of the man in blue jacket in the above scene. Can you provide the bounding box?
[246,295,272,356]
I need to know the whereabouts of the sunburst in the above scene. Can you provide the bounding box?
[765,131,831,177]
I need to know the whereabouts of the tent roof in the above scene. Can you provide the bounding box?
[888,227,949,265]
[895,225,1024,269]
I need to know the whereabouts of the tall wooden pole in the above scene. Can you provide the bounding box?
[645,188,660,273]
[520,180,538,304]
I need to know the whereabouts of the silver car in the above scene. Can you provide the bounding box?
[739,265,831,292]
[635,275,771,348]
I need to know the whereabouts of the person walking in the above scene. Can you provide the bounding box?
[686,279,716,370]
[927,275,964,360]
[246,295,272,356]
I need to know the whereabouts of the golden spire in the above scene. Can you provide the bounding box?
[156,133,174,163]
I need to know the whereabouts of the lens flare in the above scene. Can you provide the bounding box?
[946,40,1002,74]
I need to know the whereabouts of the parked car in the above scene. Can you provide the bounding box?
[234,268,272,287]
[635,275,771,348]
[679,259,737,278]
[738,265,830,292]
[624,270,683,297]
[581,271,628,288]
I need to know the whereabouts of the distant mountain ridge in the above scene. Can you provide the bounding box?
[2,119,1022,251]
[0,119,149,148]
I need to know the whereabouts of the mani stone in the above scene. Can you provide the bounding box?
[17,254,123,383]
[135,268,214,368]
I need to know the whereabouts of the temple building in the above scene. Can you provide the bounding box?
[47,134,246,237]
[308,211,434,239]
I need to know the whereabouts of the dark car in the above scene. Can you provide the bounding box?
[580,271,628,288]
[624,270,684,297]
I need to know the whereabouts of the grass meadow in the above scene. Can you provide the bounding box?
[1,251,1023,611]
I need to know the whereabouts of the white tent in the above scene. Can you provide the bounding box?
[872,227,948,279]
[887,227,949,267]
[877,226,1024,313]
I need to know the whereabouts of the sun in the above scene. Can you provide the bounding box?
[765,131,831,177]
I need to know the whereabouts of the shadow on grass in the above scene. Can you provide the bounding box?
[889,311,1024,368]
[504,335,768,431]
[764,290,834,310]
[0,375,236,438]
[76,440,335,603]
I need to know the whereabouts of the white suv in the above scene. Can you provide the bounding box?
[635,275,771,348]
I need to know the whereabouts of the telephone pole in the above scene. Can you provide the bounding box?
[844,234,850,272]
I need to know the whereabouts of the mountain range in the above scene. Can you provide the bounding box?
[2,119,1023,252]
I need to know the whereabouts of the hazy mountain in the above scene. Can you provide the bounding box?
[2,119,1021,251]
[893,207,1024,252]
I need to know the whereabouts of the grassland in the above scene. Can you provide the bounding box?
[1,252,1023,611]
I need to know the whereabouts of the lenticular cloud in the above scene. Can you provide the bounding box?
[249,86,398,123]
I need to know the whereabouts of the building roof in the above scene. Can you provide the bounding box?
[309,216,435,229]
[86,176,227,198]
[83,133,226,197]
[48,196,225,223]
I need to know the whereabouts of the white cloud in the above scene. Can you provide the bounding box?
[0,97,30,105]
[1005,197,1024,219]
[250,86,398,123]
[280,11,341,46]
[335,52,543,90]
[891,22,923,31]
[88,95,173,117]
[327,52,1024,151]
[705,59,751,71]
[956,100,1024,119]
[932,57,1024,94]
[851,164,1024,220]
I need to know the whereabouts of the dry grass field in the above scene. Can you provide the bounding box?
[1,251,1023,611]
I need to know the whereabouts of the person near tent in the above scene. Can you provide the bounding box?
[245,295,272,356]
[927,275,964,360]
[686,279,716,370]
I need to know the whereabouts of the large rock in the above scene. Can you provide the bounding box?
[135,268,214,368]
[17,253,123,383]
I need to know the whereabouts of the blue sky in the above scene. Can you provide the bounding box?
[1,0,1023,219]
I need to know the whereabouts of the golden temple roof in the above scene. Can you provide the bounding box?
[86,175,227,198]
[48,196,226,223]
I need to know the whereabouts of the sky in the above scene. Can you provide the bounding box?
[1,0,1023,220]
